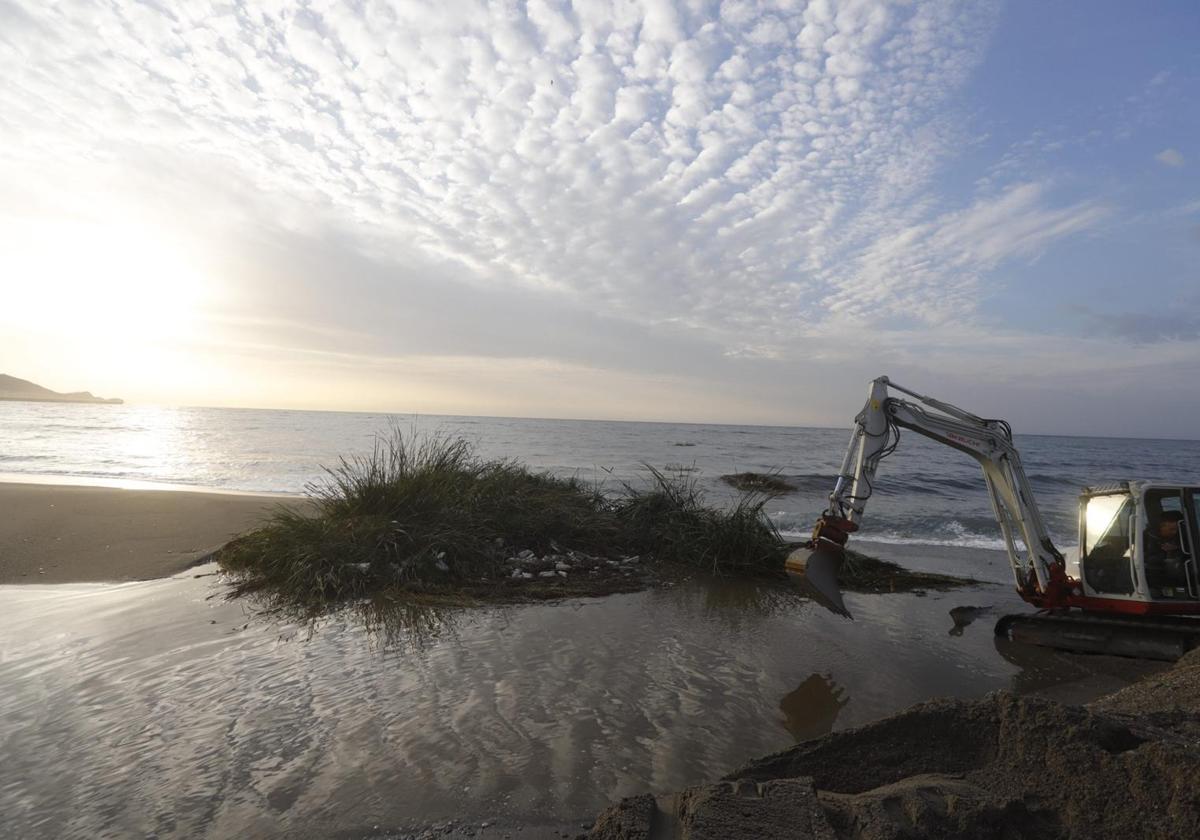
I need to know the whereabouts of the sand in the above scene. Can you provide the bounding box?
[0,482,303,584]
[583,649,1200,840]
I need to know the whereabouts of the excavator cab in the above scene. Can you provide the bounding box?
[1078,483,1200,609]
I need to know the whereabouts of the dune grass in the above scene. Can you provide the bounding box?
[219,428,790,611]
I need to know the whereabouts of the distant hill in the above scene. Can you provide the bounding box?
[0,374,123,405]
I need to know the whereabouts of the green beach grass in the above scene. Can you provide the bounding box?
[219,428,790,612]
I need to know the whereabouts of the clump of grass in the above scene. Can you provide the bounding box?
[220,428,790,612]
[614,465,785,573]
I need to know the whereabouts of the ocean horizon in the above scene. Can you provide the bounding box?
[7,400,1200,553]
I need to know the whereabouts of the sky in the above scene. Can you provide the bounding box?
[0,0,1197,438]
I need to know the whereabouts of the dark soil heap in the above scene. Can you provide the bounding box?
[720,473,799,494]
[583,648,1200,840]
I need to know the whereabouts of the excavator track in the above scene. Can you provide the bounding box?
[995,611,1200,661]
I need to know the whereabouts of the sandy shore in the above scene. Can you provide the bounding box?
[583,645,1200,840]
[0,482,302,584]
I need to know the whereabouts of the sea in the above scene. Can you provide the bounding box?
[2,399,1190,837]
[4,400,1199,551]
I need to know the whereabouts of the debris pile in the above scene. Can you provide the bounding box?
[503,548,643,582]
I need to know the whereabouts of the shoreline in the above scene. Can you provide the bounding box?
[0,482,303,584]
[0,471,302,497]
[0,479,982,595]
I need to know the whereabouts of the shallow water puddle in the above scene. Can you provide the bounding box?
[0,566,1160,839]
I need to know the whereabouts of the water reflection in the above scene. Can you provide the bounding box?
[653,576,813,624]
[778,673,849,742]
[352,596,467,649]
[947,604,994,636]
[0,569,1159,839]
[993,636,1166,702]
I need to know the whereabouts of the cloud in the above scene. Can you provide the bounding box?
[1091,312,1200,343]
[0,0,1033,339]
[823,183,1107,324]
[1156,148,1185,167]
[0,0,1177,432]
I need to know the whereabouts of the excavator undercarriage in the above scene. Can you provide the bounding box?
[995,612,1200,662]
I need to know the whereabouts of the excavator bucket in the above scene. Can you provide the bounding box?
[786,545,852,618]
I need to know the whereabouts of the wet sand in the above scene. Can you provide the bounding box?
[0,482,302,583]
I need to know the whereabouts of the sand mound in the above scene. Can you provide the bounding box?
[585,688,1200,839]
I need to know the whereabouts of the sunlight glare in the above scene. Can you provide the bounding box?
[1,217,213,341]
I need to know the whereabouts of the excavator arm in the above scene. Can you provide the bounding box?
[792,377,1070,616]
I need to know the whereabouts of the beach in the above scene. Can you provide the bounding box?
[2,474,1192,838]
[0,482,297,584]
[3,405,1198,838]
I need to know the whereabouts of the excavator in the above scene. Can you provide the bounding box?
[788,376,1200,661]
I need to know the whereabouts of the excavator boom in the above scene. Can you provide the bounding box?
[792,376,1067,613]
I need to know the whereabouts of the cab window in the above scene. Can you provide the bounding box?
[1082,494,1134,595]
[1143,490,1192,599]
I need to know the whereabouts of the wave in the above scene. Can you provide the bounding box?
[777,519,1080,552]
[1026,473,1085,488]
[776,518,1012,552]
[777,527,1009,552]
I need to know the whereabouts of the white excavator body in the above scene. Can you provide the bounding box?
[790,377,1200,659]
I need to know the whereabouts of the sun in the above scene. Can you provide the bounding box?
[1,216,212,341]
[0,213,228,398]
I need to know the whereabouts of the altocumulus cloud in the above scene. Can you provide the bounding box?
[3,0,1182,432]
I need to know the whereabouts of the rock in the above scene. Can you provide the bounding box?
[557,570,567,577]
[521,572,534,579]
[510,569,524,578]
[518,549,536,560]
[555,561,571,571]
[584,794,654,839]
[538,571,558,579]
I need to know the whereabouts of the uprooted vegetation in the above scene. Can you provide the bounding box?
[836,547,975,593]
[219,430,793,612]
